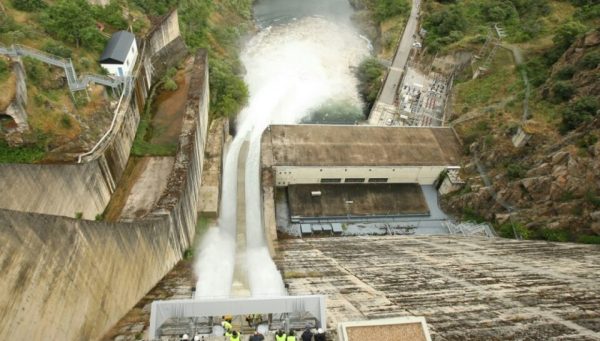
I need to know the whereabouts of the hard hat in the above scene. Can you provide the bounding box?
[318,328,323,334]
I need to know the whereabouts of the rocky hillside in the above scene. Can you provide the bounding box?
[443,28,600,243]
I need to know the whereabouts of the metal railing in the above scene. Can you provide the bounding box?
[77,76,134,163]
[0,43,123,92]
[444,221,497,238]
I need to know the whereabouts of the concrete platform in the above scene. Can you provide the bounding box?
[277,236,600,340]
[287,183,429,219]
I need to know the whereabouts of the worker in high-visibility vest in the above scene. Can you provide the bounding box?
[222,320,233,334]
[275,330,287,341]
[230,330,241,341]
[286,329,297,341]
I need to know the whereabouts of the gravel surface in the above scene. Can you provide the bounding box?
[346,324,426,341]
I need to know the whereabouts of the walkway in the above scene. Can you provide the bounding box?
[0,43,123,92]
[369,0,421,124]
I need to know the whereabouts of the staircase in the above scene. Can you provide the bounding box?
[0,43,123,92]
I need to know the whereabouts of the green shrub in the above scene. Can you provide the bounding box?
[541,228,570,242]
[462,207,486,223]
[60,114,72,128]
[43,41,72,59]
[0,59,9,80]
[551,81,575,102]
[11,0,46,12]
[578,51,600,70]
[497,222,533,239]
[577,235,600,244]
[560,96,599,132]
[373,0,410,22]
[91,0,128,30]
[162,78,178,91]
[554,66,575,80]
[0,139,45,163]
[209,58,249,118]
[585,190,600,208]
[23,57,49,86]
[75,212,83,219]
[506,164,526,180]
[356,57,385,113]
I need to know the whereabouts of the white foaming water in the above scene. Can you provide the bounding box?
[195,17,370,298]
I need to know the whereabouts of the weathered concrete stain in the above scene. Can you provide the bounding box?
[277,236,600,340]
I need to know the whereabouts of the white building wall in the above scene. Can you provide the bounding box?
[274,166,448,186]
[100,38,138,77]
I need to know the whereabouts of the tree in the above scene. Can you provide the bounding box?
[374,0,410,22]
[41,0,103,49]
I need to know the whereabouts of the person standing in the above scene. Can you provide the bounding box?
[222,320,233,336]
[249,330,265,341]
[301,327,314,341]
[275,330,287,341]
[286,329,297,341]
[314,328,326,341]
[230,330,241,341]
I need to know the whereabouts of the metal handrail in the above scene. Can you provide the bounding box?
[77,77,133,163]
[0,43,123,92]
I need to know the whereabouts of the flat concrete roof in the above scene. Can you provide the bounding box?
[262,125,462,167]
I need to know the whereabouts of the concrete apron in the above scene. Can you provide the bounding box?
[231,141,251,297]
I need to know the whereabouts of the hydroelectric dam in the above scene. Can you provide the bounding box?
[2,1,600,341]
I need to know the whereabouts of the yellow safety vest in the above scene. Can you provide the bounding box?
[275,334,287,341]
[222,321,232,331]
[287,336,296,341]
[225,330,232,337]
[230,335,240,341]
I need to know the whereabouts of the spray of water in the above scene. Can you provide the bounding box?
[194,17,370,298]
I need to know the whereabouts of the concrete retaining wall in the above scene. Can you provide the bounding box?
[0,50,210,341]
[0,11,186,219]
[198,118,228,217]
[148,10,180,56]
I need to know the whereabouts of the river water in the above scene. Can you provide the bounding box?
[194,0,371,298]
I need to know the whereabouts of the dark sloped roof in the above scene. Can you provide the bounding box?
[99,31,135,64]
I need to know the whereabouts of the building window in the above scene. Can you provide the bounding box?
[345,178,365,183]
[368,178,388,183]
[321,178,342,183]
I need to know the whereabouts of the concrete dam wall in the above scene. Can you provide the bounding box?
[0,71,140,220]
[0,50,210,341]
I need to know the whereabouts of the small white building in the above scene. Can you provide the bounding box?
[99,31,138,78]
